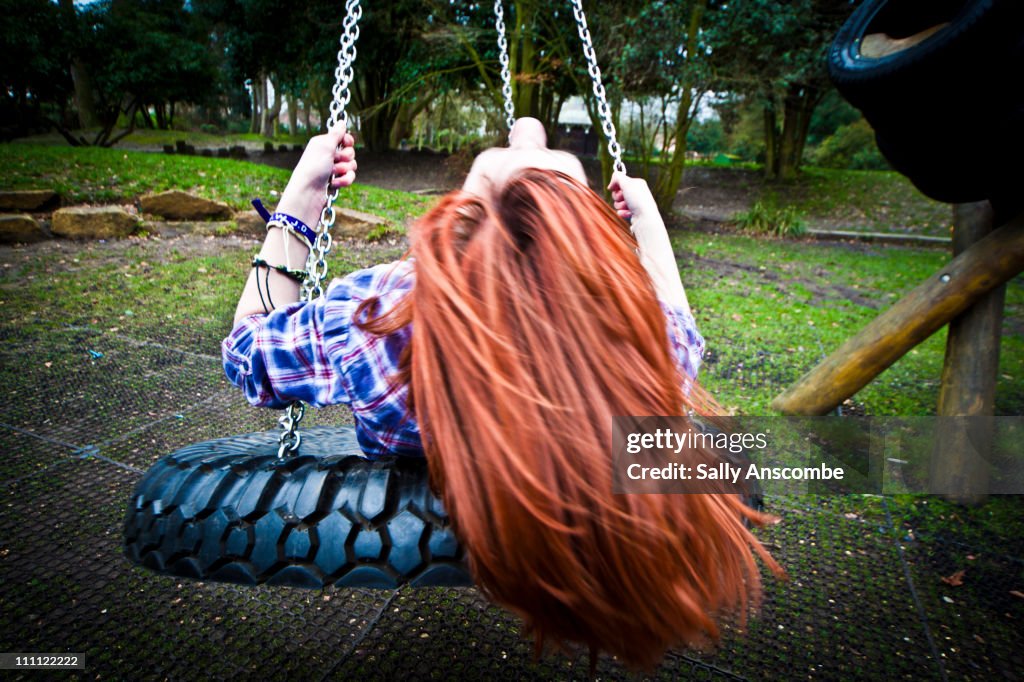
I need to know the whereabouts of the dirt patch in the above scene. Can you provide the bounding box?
[692,252,882,310]
[0,231,408,276]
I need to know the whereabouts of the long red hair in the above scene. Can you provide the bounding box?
[361,169,781,668]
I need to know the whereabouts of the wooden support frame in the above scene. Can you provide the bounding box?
[929,202,1005,504]
[771,210,1024,416]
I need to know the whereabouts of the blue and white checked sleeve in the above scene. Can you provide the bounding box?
[662,304,705,381]
[221,262,413,410]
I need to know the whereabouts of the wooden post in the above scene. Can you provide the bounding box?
[771,211,1024,416]
[929,202,1005,504]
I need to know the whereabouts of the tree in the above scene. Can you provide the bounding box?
[34,0,221,145]
[439,1,576,138]
[194,0,297,135]
[712,0,850,180]
[0,0,73,136]
[811,118,889,170]
[553,0,718,209]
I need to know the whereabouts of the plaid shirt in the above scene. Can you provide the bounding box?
[222,260,705,458]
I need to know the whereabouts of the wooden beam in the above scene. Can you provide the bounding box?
[771,210,1024,416]
[930,202,1005,504]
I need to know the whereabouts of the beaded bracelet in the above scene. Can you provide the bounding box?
[251,256,307,284]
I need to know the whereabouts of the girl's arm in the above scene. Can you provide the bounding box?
[233,129,357,326]
[607,172,690,315]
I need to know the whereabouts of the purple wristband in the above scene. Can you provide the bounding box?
[251,198,272,221]
[266,212,317,249]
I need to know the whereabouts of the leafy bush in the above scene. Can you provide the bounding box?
[734,194,807,237]
[810,118,889,170]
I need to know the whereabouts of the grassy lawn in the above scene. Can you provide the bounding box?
[787,167,952,236]
[679,233,1024,415]
[10,127,314,149]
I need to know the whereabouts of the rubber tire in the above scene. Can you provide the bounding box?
[827,0,1024,220]
[123,426,473,588]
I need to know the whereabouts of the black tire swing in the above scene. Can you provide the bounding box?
[123,0,628,589]
[827,0,1024,223]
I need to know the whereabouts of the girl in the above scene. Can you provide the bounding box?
[223,119,779,668]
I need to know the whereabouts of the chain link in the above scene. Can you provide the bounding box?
[277,402,305,459]
[493,1,516,131]
[280,0,362,459]
[568,0,625,174]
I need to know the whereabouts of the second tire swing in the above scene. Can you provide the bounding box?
[828,0,1024,223]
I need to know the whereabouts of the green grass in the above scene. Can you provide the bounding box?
[676,233,1024,416]
[0,144,433,226]
[3,229,1018,419]
[11,128,313,148]
[733,194,807,238]
[784,167,952,236]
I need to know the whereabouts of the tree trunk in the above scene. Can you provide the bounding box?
[652,112,692,213]
[537,85,558,136]
[762,96,779,180]
[250,77,263,134]
[303,99,312,134]
[318,101,330,133]
[511,1,539,119]
[154,103,167,130]
[70,60,101,130]
[390,95,432,149]
[287,93,298,136]
[776,84,820,181]
[58,0,100,129]
[261,76,281,138]
[547,93,566,148]
[649,1,706,213]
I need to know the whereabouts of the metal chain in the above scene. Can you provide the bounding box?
[569,0,625,174]
[276,402,305,459]
[303,0,363,303]
[278,0,362,459]
[493,1,516,131]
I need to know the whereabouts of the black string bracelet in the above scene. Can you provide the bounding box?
[255,267,270,313]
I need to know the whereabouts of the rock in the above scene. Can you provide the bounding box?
[229,146,247,159]
[139,190,232,220]
[51,206,140,239]
[0,189,59,211]
[334,208,390,240]
[0,214,48,243]
[233,210,266,235]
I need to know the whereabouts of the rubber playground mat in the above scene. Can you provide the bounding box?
[1,323,1022,681]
